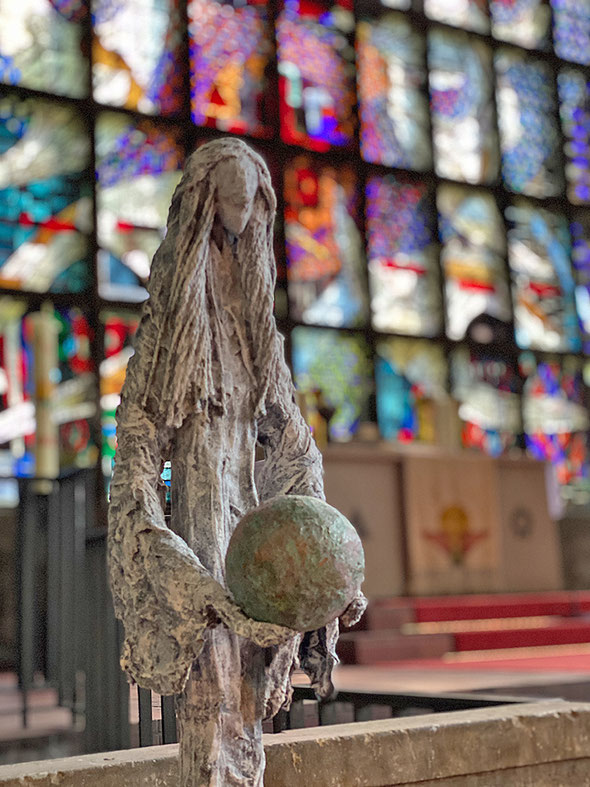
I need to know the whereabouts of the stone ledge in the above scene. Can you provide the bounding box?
[1,700,590,786]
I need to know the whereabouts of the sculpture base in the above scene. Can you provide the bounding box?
[1,700,590,786]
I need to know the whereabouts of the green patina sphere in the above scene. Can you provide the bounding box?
[225,495,364,632]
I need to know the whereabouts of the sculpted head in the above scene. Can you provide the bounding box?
[213,157,259,236]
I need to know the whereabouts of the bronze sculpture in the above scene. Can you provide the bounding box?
[108,138,365,785]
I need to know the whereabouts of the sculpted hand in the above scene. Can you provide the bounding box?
[214,592,297,646]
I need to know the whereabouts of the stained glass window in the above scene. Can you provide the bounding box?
[425,0,489,34]
[376,338,447,443]
[291,326,372,440]
[571,214,590,352]
[507,200,580,352]
[366,174,441,336]
[53,307,98,472]
[277,0,356,151]
[452,346,521,457]
[438,185,511,341]
[0,0,89,98]
[356,14,431,170]
[428,30,499,185]
[558,69,590,206]
[490,0,551,50]
[0,302,97,477]
[284,155,367,328]
[0,298,32,476]
[189,0,274,136]
[521,353,590,503]
[92,0,184,115]
[0,95,91,294]
[496,49,563,198]
[100,310,139,477]
[551,0,590,66]
[95,112,183,302]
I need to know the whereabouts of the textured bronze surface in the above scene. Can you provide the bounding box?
[226,495,364,631]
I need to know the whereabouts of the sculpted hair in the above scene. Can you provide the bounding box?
[138,138,280,428]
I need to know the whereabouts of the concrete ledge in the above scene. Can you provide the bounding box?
[1,700,590,786]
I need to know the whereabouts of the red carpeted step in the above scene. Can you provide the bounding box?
[370,592,590,624]
[454,621,590,652]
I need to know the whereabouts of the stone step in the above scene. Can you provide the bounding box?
[336,632,454,665]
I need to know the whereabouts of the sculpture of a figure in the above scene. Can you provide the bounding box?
[108,138,365,786]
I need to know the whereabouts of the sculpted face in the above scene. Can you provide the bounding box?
[214,157,259,236]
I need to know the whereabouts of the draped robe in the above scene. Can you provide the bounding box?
[109,234,337,785]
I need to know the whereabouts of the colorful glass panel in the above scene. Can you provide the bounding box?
[425,0,489,34]
[0,302,97,477]
[490,0,551,49]
[496,49,562,198]
[521,353,590,502]
[438,185,510,341]
[558,69,590,205]
[357,14,431,170]
[291,327,372,440]
[92,0,184,115]
[0,0,88,97]
[507,200,579,352]
[0,95,91,294]
[95,113,183,302]
[551,0,590,66]
[189,0,274,135]
[284,156,367,328]
[571,214,590,352]
[376,338,447,443]
[366,174,441,336]
[428,30,499,184]
[100,310,139,477]
[452,346,521,457]
[277,0,356,151]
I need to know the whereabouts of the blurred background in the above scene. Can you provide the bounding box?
[1,0,590,769]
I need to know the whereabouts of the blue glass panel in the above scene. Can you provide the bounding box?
[0,95,91,293]
[426,0,489,33]
[438,185,510,341]
[496,49,562,198]
[490,0,551,49]
[189,0,274,135]
[452,346,521,457]
[92,0,185,115]
[277,0,356,151]
[0,301,97,477]
[429,30,499,184]
[0,0,88,97]
[551,0,590,66]
[376,338,447,443]
[558,68,590,206]
[357,14,431,170]
[285,155,368,328]
[100,310,139,477]
[291,326,372,440]
[521,353,590,504]
[507,201,580,352]
[95,112,183,302]
[366,173,441,336]
[571,215,590,352]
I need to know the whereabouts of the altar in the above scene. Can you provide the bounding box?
[323,443,564,598]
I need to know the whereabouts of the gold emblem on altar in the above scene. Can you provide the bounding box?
[422,504,488,565]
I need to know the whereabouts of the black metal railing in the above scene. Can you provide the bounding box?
[14,470,128,754]
[134,684,531,746]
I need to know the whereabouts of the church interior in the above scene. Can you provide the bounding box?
[1,0,590,777]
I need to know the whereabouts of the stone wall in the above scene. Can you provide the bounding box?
[1,700,590,786]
